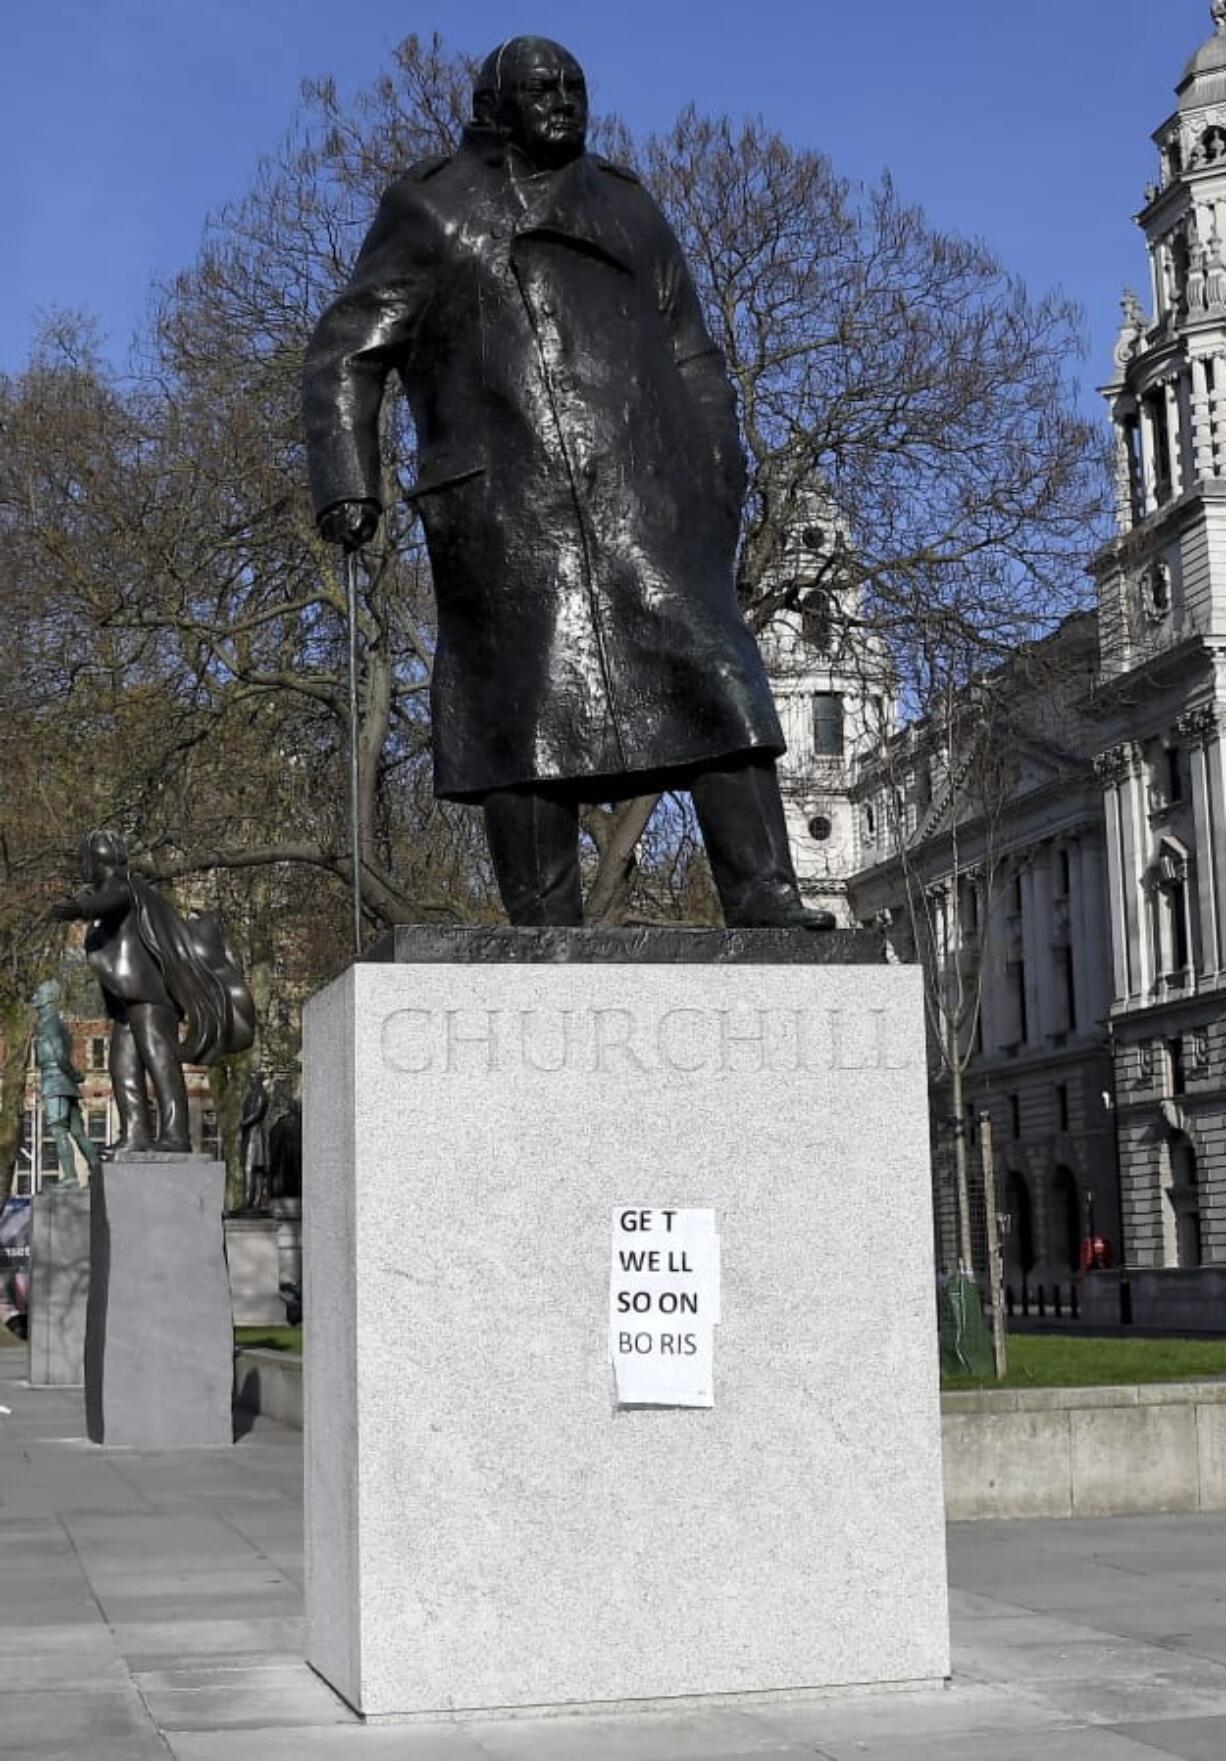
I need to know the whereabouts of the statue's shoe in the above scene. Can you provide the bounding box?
[102,1137,153,1160]
[151,1136,193,1154]
[725,901,838,931]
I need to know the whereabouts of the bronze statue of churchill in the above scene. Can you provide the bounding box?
[303,36,830,929]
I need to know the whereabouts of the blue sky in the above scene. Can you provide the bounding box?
[1,0,1217,412]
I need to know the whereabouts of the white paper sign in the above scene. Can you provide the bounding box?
[608,1207,720,1407]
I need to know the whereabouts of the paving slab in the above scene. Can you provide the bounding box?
[0,1686,171,1760]
[0,1622,128,1690]
[461,1706,795,1760]
[1113,1716,1226,1757]
[8,1366,1226,1759]
[164,1729,499,1759]
[742,1679,1069,1747]
[111,1614,305,1665]
[134,1658,357,1731]
[809,1729,1168,1759]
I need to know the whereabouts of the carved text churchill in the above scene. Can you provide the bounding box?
[380,1004,914,1077]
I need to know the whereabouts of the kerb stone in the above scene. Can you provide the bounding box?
[84,1157,234,1448]
[28,1186,91,1386]
[303,936,949,1718]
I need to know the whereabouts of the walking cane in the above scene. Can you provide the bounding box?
[344,542,363,959]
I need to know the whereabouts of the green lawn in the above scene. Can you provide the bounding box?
[943,1333,1226,1391]
[235,1325,303,1355]
[229,1329,1226,1387]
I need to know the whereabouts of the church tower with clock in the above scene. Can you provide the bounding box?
[757,499,893,928]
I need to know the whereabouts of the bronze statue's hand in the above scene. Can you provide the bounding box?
[50,899,82,922]
[318,499,381,550]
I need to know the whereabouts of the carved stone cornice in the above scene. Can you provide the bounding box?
[1176,704,1220,744]
[1093,742,1138,785]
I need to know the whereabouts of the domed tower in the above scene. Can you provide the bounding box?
[1098,0,1226,660]
[757,496,893,926]
[1091,3,1226,1281]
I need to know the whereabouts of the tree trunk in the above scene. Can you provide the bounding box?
[980,1110,1008,1379]
[949,1056,974,1275]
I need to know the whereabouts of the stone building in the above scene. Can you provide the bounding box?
[1089,1,1226,1304]
[846,616,1119,1301]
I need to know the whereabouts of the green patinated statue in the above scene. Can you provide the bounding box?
[32,980,101,1187]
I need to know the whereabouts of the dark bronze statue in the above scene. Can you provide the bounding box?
[267,1080,303,1202]
[32,980,101,1186]
[303,36,833,930]
[239,1070,270,1211]
[53,831,255,1155]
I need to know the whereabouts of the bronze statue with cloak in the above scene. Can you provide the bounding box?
[53,831,255,1155]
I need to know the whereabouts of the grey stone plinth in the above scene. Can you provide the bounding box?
[224,1216,284,1326]
[303,941,949,1718]
[271,1198,302,1289]
[84,1158,234,1448]
[367,922,887,965]
[28,1187,91,1386]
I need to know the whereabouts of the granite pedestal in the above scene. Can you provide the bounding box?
[271,1197,302,1289]
[28,1186,91,1385]
[303,927,949,1719]
[224,1214,283,1325]
[84,1155,234,1448]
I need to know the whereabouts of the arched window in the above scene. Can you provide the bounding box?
[799,589,831,652]
[1156,838,1194,979]
[1199,124,1226,167]
[811,692,845,758]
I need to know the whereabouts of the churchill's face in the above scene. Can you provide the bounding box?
[492,42,588,167]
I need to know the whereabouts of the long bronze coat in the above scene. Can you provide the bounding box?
[303,127,784,801]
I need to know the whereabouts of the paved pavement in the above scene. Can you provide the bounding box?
[5,1354,1226,1759]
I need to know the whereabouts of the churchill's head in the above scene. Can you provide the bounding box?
[474,37,588,168]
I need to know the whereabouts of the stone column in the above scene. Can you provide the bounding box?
[1138,401,1158,515]
[1192,357,1214,480]
[1155,242,1172,322]
[1078,837,1112,1020]
[1121,751,1152,998]
[1068,838,1089,1034]
[1113,427,1134,529]
[1210,356,1226,477]
[1029,847,1058,1038]
[1095,747,1134,1004]
[1166,378,1186,495]
[1197,708,1226,974]
[1018,861,1041,1045]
